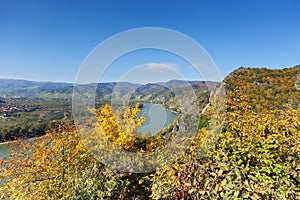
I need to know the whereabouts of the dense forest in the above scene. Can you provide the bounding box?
[0,65,299,199]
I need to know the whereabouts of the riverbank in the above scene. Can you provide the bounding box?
[0,135,41,145]
[0,136,43,159]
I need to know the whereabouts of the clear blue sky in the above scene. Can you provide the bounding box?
[0,0,299,83]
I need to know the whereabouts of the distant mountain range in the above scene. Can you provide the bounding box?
[0,79,219,101]
[0,79,72,98]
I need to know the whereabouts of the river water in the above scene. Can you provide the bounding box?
[0,142,9,158]
[137,103,178,135]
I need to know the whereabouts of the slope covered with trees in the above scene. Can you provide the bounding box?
[225,65,300,110]
[150,65,300,199]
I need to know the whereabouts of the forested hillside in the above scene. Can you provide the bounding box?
[0,66,299,199]
[225,65,300,110]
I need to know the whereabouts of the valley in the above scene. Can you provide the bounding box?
[0,79,217,143]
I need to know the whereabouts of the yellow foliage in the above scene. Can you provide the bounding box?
[91,103,146,151]
[0,121,92,199]
[0,103,151,199]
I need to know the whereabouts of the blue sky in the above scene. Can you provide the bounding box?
[0,0,299,83]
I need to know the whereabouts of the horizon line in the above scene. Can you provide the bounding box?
[0,77,220,85]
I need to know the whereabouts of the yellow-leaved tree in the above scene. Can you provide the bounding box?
[90,103,146,151]
[151,89,300,199]
[0,120,93,199]
[0,103,157,199]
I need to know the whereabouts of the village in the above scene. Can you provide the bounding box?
[0,99,35,118]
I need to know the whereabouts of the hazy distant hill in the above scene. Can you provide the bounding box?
[130,80,218,104]
[0,78,219,102]
[0,79,72,97]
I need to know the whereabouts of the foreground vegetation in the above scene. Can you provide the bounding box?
[0,66,299,199]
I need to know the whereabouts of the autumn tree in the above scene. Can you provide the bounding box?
[0,103,155,199]
[151,81,300,199]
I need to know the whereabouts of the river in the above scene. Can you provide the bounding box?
[0,103,178,158]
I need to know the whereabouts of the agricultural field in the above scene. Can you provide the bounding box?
[0,99,71,142]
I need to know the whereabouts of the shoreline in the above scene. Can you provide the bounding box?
[0,136,41,146]
[141,102,179,115]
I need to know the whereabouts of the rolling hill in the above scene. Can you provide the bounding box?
[0,79,72,98]
[0,79,219,102]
